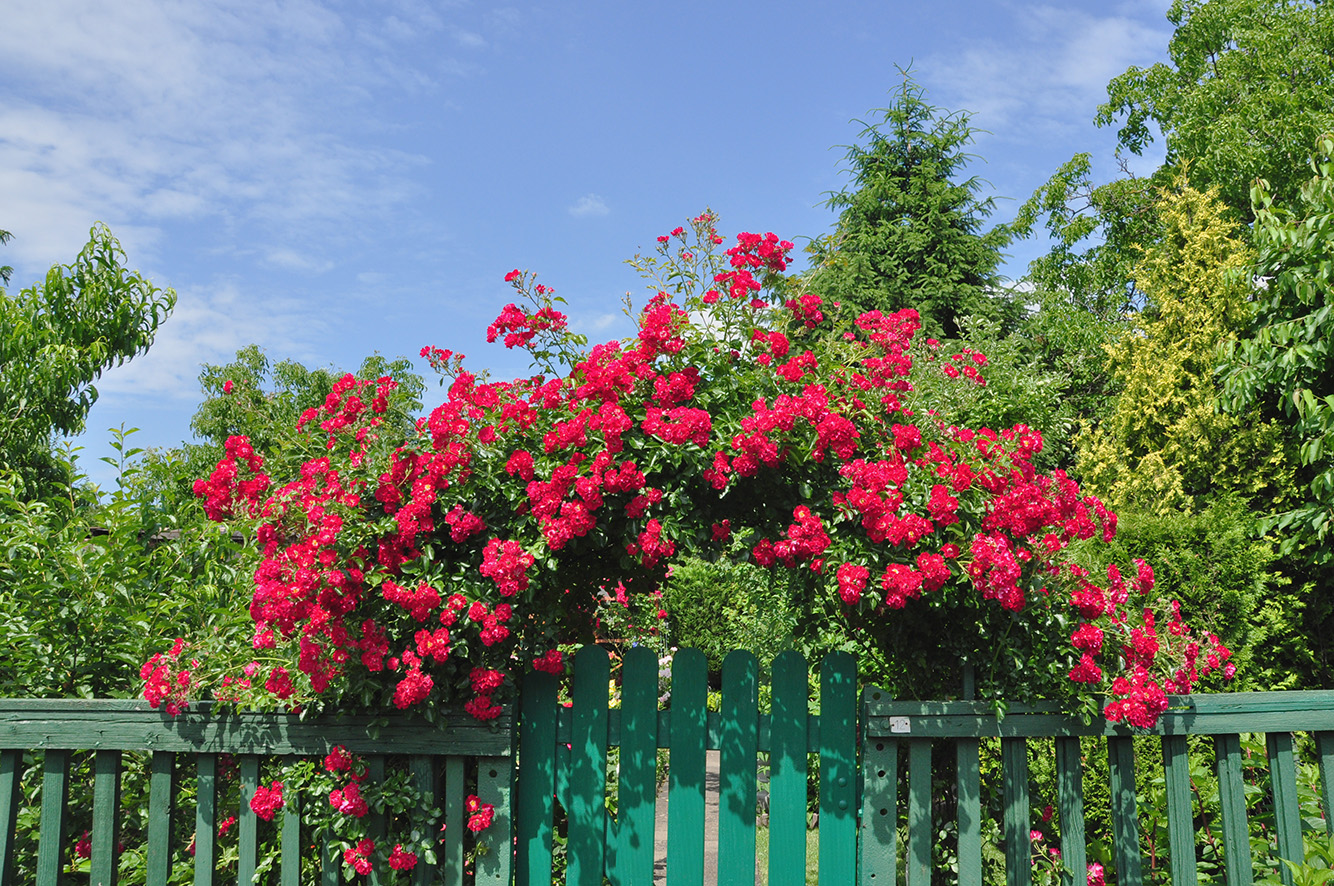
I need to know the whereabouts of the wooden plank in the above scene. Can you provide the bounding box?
[719,650,759,886]
[442,755,465,884]
[1002,738,1030,886]
[476,755,513,886]
[237,754,260,886]
[0,703,512,756]
[907,739,933,886]
[1268,732,1302,886]
[320,831,338,886]
[145,751,176,886]
[195,753,218,886]
[861,691,1334,737]
[409,755,436,886]
[819,652,857,886]
[615,646,659,886]
[36,749,70,886]
[957,737,983,886]
[569,645,610,885]
[516,670,558,886]
[1108,736,1143,886]
[1214,733,1253,886]
[858,687,897,886]
[862,690,1334,718]
[91,749,123,886]
[770,651,809,886]
[280,788,301,886]
[1162,735,1196,886]
[667,648,707,886]
[1056,737,1086,886]
[0,749,20,886]
[366,754,387,886]
[1317,732,1334,837]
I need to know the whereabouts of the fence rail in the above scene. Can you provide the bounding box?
[2,651,1334,886]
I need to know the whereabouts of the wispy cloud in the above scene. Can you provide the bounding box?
[0,0,452,276]
[568,193,610,218]
[920,2,1172,143]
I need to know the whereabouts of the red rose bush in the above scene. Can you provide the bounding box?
[154,210,1231,729]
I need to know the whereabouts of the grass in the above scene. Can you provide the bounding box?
[754,826,820,885]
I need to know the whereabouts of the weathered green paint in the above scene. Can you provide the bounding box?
[476,754,513,886]
[516,671,557,886]
[957,737,983,886]
[613,646,659,886]
[36,748,70,886]
[280,790,301,886]
[1162,734,1196,886]
[819,652,857,886]
[1318,732,1334,836]
[1056,737,1086,886]
[91,749,122,886]
[237,754,260,886]
[1214,733,1253,886]
[195,752,218,886]
[0,700,510,755]
[771,651,809,886]
[365,754,387,886]
[719,651,758,886]
[408,755,436,886]
[1108,736,1142,886]
[1267,732,1301,886]
[907,739,933,886]
[0,749,20,886]
[1002,738,1031,886]
[145,751,175,886]
[569,645,610,886]
[859,687,897,886]
[442,756,465,885]
[667,648,707,886]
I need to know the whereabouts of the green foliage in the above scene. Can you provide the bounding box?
[0,224,175,498]
[1067,498,1311,690]
[1076,179,1292,515]
[0,227,12,286]
[662,555,798,677]
[1221,137,1334,563]
[147,344,426,510]
[1100,0,1334,219]
[807,73,1014,340]
[1015,156,1159,321]
[0,431,249,698]
[906,315,1078,471]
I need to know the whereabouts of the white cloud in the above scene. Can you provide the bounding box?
[93,278,324,403]
[920,2,1172,141]
[0,1,444,278]
[568,194,611,218]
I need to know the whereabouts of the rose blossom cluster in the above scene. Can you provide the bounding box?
[148,215,1233,728]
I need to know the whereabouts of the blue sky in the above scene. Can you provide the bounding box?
[1,0,1170,488]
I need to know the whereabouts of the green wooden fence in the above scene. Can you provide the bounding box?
[0,700,514,885]
[3,649,1334,885]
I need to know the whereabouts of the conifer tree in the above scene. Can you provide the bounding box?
[807,74,1012,340]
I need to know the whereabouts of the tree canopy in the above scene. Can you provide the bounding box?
[807,75,1013,340]
[0,224,175,497]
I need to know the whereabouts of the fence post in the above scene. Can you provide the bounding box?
[859,688,897,886]
[569,645,610,886]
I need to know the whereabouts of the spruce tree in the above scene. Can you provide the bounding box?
[808,75,1012,339]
